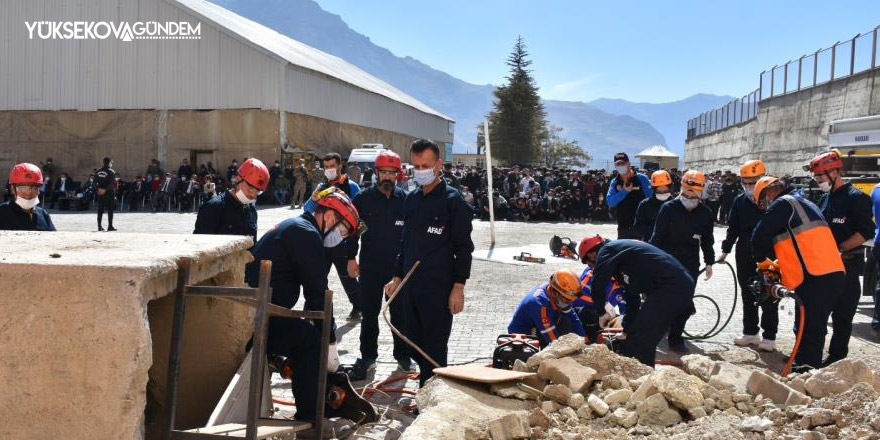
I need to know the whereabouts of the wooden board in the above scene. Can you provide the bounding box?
[183,420,311,438]
[206,349,272,427]
[432,365,537,384]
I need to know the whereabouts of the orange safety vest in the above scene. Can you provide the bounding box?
[772,195,844,290]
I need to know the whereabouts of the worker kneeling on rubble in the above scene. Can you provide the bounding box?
[581,237,695,367]
[576,235,627,342]
[0,162,55,231]
[507,268,586,348]
[750,175,845,371]
[244,191,365,423]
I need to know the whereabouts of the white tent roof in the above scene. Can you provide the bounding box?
[635,144,678,158]
[173,0,452,122]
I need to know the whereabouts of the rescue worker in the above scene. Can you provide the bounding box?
[870,183,880,333]
[94,157,117,231]
[581,237,696,367]
[809,152,875,365]
[649,169,715,353]
[719,160,779,351]
[0,163,56,231]
[193,158,269,246]
[507,269,586,348]
[305,153,363,319]
[576,235,627,342]
[633,170,673,240]
[384,139,475,387]
[244,191,362,423]
[606,152,652,239]
[751,176,845,370]
[347,151,411,380]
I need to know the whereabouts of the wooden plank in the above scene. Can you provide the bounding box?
[181,419,311,438]
[205,350,272,426]
[432,365,537,384]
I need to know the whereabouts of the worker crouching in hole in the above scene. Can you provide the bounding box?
[581,237,696,367]
[507,269,587,348]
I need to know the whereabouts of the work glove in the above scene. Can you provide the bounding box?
[327,343,340,372]
[598,312,615,329]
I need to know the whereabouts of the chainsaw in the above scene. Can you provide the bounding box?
[513,252,546,264]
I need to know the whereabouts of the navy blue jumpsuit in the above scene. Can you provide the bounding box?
[350,184,408,363]
[590,240,695,367]
[632,196,665,241]
[393,179,474,386]
[193,190,258,246]
[0,202,55,231]
[244,213,334,422]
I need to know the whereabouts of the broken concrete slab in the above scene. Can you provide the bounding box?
[487,413,530,440]
[636,393,682,426]
[746,370,810,406]
[708,362,752,394]
[537,357,597,394]
[804,359,880,398]
[681,354,717,382]
[651,368,704,410]
[525,334,585,370]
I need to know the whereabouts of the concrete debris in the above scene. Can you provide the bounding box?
[599,373,630,392]
[746,369,811,405]
[537,357,597,393]
[803,358,880,398]
[525,334,585,370]
[636,393,682,426]
[586,394,609,416]
[610,407,638,428]
[567,393,584,408]
[708,361,751,394]
[681,354,717,381]
[739,415,773,432]
[527,408,551,429]
[651,367,704,410]
[543,384,572,404]
[602,388,632,407]
[541,400,562,414]
[490,382,533,401]
[570,344,653,381]
[629,375,659,405]
[487,413,530,440]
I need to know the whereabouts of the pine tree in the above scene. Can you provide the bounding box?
[488,37,547,165]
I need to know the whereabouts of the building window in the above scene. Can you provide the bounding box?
[448,121,455,135]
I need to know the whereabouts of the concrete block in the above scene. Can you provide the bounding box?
[487,413,530,440]
[537,357,597,393]
[709,362,752,394]
[746,370,810,406]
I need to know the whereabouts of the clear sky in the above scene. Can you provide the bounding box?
[314,0,879,103]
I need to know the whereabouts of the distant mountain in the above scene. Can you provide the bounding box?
[544,100,666,166]
[589,94,735,156]
[209,0,698,163]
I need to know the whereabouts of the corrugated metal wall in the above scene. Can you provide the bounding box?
[0,0,452,144]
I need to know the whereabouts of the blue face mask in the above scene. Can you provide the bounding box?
[413,168,436,186]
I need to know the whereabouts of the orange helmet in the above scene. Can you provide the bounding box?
[650,170,672,187]
[549,269,581,301]
[375,150,402,171]
[316,191,363,238]
[681,170,706,191]
[740,160,766,178]
[9,163,43,185]
[754,175,783,208]
[806,151,843,174]
[237,158,270,191]
[578,234,606,263]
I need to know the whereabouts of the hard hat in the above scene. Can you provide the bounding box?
[650,170,672,188]
[237,158,270,191]
[740,160,766,178]
[9,163,43,185]
[375,150,402,171]
[681,170,706,191]
[316,191,363,237]
[754,175,782,206]
[806,151,843,174]
[549,269,581,301]
[578,234,605,262]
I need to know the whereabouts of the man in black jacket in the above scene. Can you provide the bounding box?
[94,157,117,231]
[633,170,673,241]
[194,158,268,246]
[0,163,55,231]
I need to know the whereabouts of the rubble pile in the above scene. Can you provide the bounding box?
[408,334,880,440]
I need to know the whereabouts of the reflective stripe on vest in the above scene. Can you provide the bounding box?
[540,306,556,341]
[771,195,844,290]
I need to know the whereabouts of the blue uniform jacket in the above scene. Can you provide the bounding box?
[349,185,406,267]
[245,212,335,341]
[193,190,257,245]
[393,179,474,286]
[508,284,586,346]
[606,173,652,209]
[574,267,626,315]
[0,202,55,231]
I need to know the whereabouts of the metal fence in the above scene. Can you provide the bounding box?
[687,25,880,141]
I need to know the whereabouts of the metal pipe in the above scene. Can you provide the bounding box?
[851,34,859,76]
[831,42,838,80]
[797,55,804,90]
[872,27,878,69]
[814,50,819,86]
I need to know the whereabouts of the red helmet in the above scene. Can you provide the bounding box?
[375,150,402,171]
[237,158,270,191]
[578,234,605,262]
[807,151,843,174]
[9,163,43,185]
[316,191,362,237]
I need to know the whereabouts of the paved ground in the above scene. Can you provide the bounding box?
[51,206,880,408]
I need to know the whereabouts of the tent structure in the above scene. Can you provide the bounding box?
[635,145,679,171]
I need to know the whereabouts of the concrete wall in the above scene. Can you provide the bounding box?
[0,109,444,182]
[684,68,880,176]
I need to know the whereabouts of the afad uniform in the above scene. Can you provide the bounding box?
[193,191,257,245]
[751,188,844,368]
[574,267,626,341]
[632,196,665,241]
[508,283,586,347]
[0,201,55,231]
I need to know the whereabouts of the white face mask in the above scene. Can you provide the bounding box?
[615,166,629,175]
[679,195,700,211]
[234,189,256,205]
[743,187,755,201]
[325,168,338,180]
[818,181,832,193]
[655,192,671,201]
[15,196,39,210]
[413,167,436,186]
[323,226,344,248]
